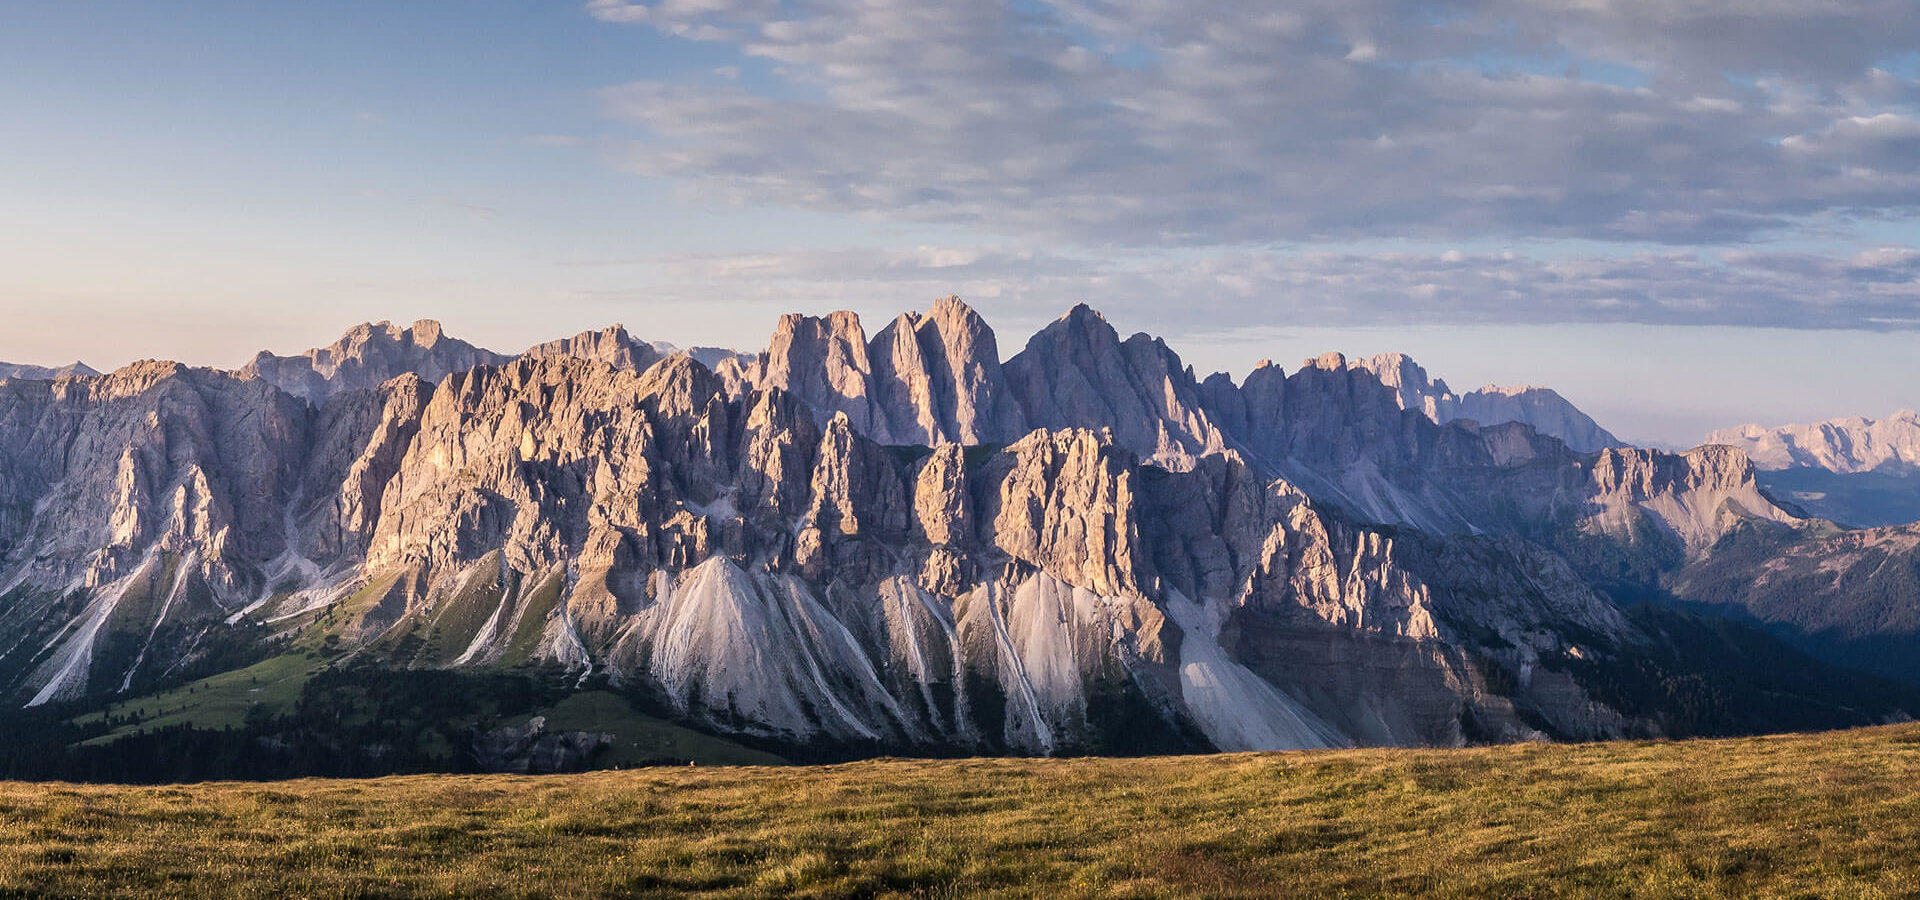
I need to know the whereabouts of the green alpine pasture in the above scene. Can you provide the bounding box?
[4,725,1920,898]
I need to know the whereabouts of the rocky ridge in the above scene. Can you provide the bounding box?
[0,299,1900,759]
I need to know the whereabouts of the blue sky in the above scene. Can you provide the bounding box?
[3,0,1919,444]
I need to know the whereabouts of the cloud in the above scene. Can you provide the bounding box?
[586,0,1920,247]
[631,243,1920,332]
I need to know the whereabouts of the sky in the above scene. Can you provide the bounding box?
[2,1,1919,445]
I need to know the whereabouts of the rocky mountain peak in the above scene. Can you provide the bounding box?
[523,323,662,373]
[1586,443,1796,550]
[407,319,446,348]
[240,319,510,403]
[1306,352,1349,372]
[1358,352,1455,413]
[1003,305,1228,470]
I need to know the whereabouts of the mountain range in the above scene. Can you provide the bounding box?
[0,297,1915,776]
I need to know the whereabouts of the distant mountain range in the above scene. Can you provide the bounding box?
[0,297,1915,778]
[1705,413,1920,528]
[0,361,97,382]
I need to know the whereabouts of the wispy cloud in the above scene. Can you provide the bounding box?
[633,244,1920,331]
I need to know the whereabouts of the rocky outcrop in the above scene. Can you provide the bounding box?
[239,320,510,403]
[867,296,1027,446]
[1357,352,1621,452]
[0,362,311,704]
[1585,445,1799,552]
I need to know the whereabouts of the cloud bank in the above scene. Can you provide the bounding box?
[634,245,1920,332]
[586,0,1920,329]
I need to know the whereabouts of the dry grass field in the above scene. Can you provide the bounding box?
[5,725,1920,898]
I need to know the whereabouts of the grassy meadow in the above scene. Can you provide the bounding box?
[5,724,1920,898]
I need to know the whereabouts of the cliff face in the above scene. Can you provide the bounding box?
[0,299,1886,759]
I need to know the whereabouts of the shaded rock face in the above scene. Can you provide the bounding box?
[239,320,511,403]
[0,299,1890,760]
[1358,352,1623,453]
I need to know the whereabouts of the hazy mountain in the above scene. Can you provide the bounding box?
[0,361,98,381]
[0,298,1907,775]
[1705,412,1920,527]
[1356,352,1623,452]
[1707,411,1920,473]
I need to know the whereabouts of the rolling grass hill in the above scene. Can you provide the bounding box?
[5,725,1920,897]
